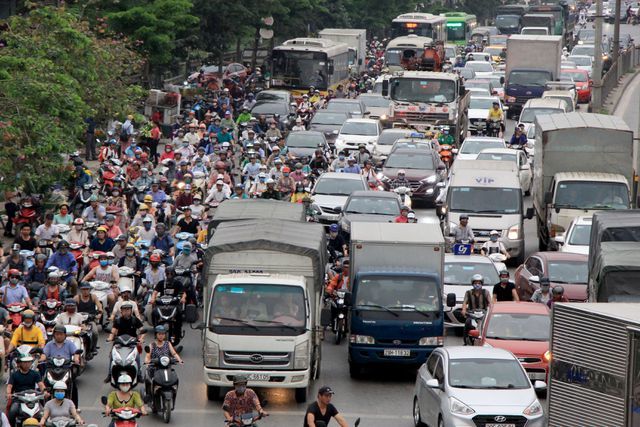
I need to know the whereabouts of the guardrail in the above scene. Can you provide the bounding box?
[602,46,640,103]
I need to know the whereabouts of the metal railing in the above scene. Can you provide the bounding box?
[602,46,640,103]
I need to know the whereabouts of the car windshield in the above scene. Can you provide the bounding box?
[476,152,517,163]
[568,224,592,246]
[444,261,499,285]
[466,81,491,90]
[579,29,595,40]
[327,101,362,114]
[448,358,531,389]
[385,153,434,169]
[466,62,494,72]
[547,261,588,284]
[508,70,550,86]
[360,96,390,108]
[555,181,630,209]
[469,98,497,110]
[491,36,508,46]
[345,197,399,215]
[378,131,408,145]
[450,187,520,214]
[256,92,287,102]
[569,56,591,66]
[392,141,432,151]
[355,276,441,312]
[390,78,457,103]
[286,133,324,148]
[313,178,364,196]
[520,108,564,123]
[572,46,594,57]
[561,71,588,82]
[251,102,288,115]
[340,122,378,136]
[460,139,505,154]
[444,47,457,59]
[484,47,503,56]
[485,313,550,341]
[311,113,347,125]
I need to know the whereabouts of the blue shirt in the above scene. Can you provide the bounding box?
[151,234,174,253]
[148,190,168,204]
[342,165,361,174]
[45,252,78,274]
[89,237,115,252]
[217,132,233,143]
[0,284,29,304]
[43,339,78,360]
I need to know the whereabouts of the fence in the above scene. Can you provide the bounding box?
[601,46,640,104]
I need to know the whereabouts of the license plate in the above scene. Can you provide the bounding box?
[527,372,546,381]
[247,373,270,381]
[486,424,515,427]
[383,349,411,357]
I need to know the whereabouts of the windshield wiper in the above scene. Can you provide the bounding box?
[484,336,507,340]
[212,317,259,330]
[251,319,306,331]
[387,305,433,318]
[485,384,517,389]
[453,385,484,389]
[554,204,580,209]
[356,304,399,317]
[588,204,615,209]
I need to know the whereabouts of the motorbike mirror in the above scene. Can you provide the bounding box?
[437,164,446,171]
[102,326,112,333]
[468,329,480,338]
[451,148,458,154]
[144,345,151,354]
[316,422,328,427]
[101,396,108,405]
[175,345,183,354]
[446,293,457,308]
[320,308,332,327]
[261,399,268,407]
[355,418,361,427]
[74,349,83,355]
[524,207,535,220]
[344,291,353,306]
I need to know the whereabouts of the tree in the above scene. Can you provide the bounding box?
[0,7,144,192]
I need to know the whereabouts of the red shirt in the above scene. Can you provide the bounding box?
[150,126,161,141]
[394,215,408,223]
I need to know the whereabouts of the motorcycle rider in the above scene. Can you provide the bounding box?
[461,274,491,339]
[261,179,280,200]
[40,381,84,426]
[105,374,147,421]
[35,271,68,305]
[74,282,102,355]
[309,149,329,172]
[0,244,28,275]
[25,254,48,295]
[89,226,115,252]
[1,269,33,307]
[330,152,348,172]
[67,218,89,246]
[304,386,348,427]
[530,277,552,305]
[327,224,348,260]
[353,144,371,166]
[105,303,145,382]
[45,241,79,294]
[486,101,505,134]
[34,213,58,242]
[326,260,350,295]
[547,285,569,308]
[112,234,128,260]
[492,270,520,303]
[144,325,183,397]
[14,225,37,252]
[450,214,475,243]
[6,353,47,426]
[55,299,85,328]
[150,224,175,263]
[138,217,156,242]
[149,265,187,325]
[389,170,410,190]
[342,157,361,174]
[104,214,123,240]
[394,206,410,223]
[7,310,44,353]
[110,282,143,323]
[509,124,527,149]
[292,117,306,132]
[407,211,417,223]
[81,195,106,223]
[223,375,268,425]
[41,324,81,365]
[438,127,454,147]
[480,230,509,258]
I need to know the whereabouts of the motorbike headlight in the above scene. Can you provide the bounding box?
[450,397,475,415]
[53,358,64,367]
[160,356,170,367]
[294,340,309,369]
[418,336,443,346]
[421,175,437,184]
[507,224,520,240]
[349,334,375,344]
[204,339,219,368]
[523,399,543,416]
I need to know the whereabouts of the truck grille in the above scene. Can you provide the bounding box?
[398,112,449,121]
[474,229,493,238]
[377,338,418,345]
[472,415,528,427]
[223,351,290,367]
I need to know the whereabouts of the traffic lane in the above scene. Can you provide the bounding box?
[614,65,640,132]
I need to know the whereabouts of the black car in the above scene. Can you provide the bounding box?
[382,148,446,206]
[309,111,351,144]
[285,131,330,161]
[251,100,296,129]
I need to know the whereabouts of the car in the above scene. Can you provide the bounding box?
[443,44,458,61]
[285,131,330,161]
[334,118,382,154]
[525,124,536,154]
[390,138,435,153]
[490,35,509,46]
[571,44,595,60]
[576,28,596,44]
[308,111,351,144]
[567,55,593,77]
[464,60,495,78]
[464,79,498,96]
[465,52,492,63]
[443,254,500,328]
[476,148,531,194]
[467,96,504,135]
[542,90,576,112]
[518,98,567,134]
[337,191,401,235]
[478,302,551,384]
[607,4,627,22]
[483,45,506,64]
[413,346,546,427]
[250,100,295,129]
[560,60,578,70]
[456,137,506,161]
[189,63,248,84]
[373,128,413,163]
[453,67,476,81]
[381,148,446,205]
[310,172,368,224]
[555,215,592,255]
[325,98,369,117]
[466,87,491,97]
[514,251,588,301]
[357,93,391,120]
[560,69,592,103]
[254,89,294,104]
[486,74,505,99]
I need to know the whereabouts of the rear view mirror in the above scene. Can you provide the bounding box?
[534,381,547,390]
[426,378,441,389]
[525,207,534,220]
[382,80,389,97]
[544,191,553,204]
[320,308,332,327]
[144,345,151,353]
[184,303,198,323]
[101,396,108,405]
[446,293,457,308]
[500,76,505,84]
[554,235,565,245]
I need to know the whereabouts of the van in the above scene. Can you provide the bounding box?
[542,90,575,112]
[518,97,567,133]
[441,159,527,263]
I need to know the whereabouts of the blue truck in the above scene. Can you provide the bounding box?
[504,35,562,118]
[347,222,452,377]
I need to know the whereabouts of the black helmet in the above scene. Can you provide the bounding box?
[233,374,248,385]
[53,324,66,334]
[57,240,70,250]
[552,286,564,295]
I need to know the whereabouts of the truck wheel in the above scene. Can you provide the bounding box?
[295,387,308,403]
[206,385,221,401]
[349,361,363,379]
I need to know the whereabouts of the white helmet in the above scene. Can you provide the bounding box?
[53,381,68,391]
[118,278,133,293]
[117,374,133,384]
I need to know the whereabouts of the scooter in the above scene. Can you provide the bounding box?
[226,411,268,427]
[43,354,81,406]
[11,389,45,426]
[144,355,180,423]
[487,252,508,273]
[64,324,87,375]
[464,309,486,346]
[45,417,78,427]
[6,302,27,331]
[89,281,111,327]
[68,241,86,275]
[20,249,36,271]
[152,295,183,346]
[100,398,143,427]
[72,184,96,217]
[130,184,149,216]
[40,299,63,340]
[486,119,502,138]
[439,143,454,168]
[109,334,140,388]
[14,198,40,228]
[393,186,412,209]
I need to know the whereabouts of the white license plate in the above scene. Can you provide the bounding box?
[486,424,515,427]
[247,373,270,381]
[383,349,411,357]
[527,372,546,381]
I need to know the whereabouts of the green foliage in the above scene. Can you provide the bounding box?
[0,7,144,192]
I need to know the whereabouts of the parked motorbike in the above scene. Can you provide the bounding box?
[108,334,140,388]
[144,354,180,423]
[464,309,486,346]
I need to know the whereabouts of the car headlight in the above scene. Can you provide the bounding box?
[543,350,552,362]
[506,96,516,103]
[507,224,520,240]
[418,336,443,346]
[380,114,388,121]
[523,399,543,416]
[349,334,375,344]
[450,397,475,415]
[341,219,351,233]
[335,139,344,146]
[294,340,309,369]
[204,339,219,368]
[421,175,437,184]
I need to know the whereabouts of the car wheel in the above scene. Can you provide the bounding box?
[413,397,427,427]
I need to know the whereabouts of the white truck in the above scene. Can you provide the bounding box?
[200,219,327,403]
[532,112,635,250]
[318,28,367,73]
[548,303,640,426]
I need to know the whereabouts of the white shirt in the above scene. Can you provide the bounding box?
[481,240,507,255]
[205,186,231,204]
[35,223,59,241]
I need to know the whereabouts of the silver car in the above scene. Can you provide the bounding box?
[311,172,368,224]
[413,346,546,427]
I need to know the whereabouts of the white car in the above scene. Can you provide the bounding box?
[373,128,412,163]
[358,93,391,120]
[476,148,532,195]
[571,44,595,60]
[413,346,546,427]
[555,215,592,255]
[310,172,368,223]
[456,137,506,160]
[567,55,593,77]
[334,118,382,154]
[443,254,499,328]
[518,98,567,134]
[464,60,494,78]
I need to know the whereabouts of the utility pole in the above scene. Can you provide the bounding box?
[592,0,604,111]
[612,0,621,63]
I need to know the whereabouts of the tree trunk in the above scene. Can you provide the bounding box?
[251,26,260,71]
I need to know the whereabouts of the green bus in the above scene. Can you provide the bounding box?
[440,12,477,46]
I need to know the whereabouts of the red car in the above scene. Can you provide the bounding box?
[514,251,588,301]
[478,302,551,383]
[561,68,592,103]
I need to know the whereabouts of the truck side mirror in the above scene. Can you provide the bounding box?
[320,308,332,327]
[459,84,466,96]
[525,207,534,220]
[184,303,198,323]
[344,291,353,306]
[500,76,505,84]
[382,80,389,97]
[328,61,334,75]
[446,293,457,308]
[544,191,553,204]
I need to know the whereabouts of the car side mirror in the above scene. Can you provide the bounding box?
[382,80,389,96]
[525,207,534,220]
[446,293,457,308]
[500,76,505,84]
[344,291,353,306]
[520,163,530,170]
[554,235,565,245]
[334,206,342,213]
[534,380,547,390]
[544,191,553,205]
[320,308,332,327]
[194,322,206,330]
[426,378,442,389]
[529,275,540,284]
[468,329,480,338]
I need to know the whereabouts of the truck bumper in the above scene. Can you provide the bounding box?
[203,367,310,389]
[348,344,438,366]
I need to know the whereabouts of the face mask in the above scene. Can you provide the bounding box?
[490,236,498,242]
[9,278,18,285]
[23,321,33,328]
[54,391,65,400]
[283,173,289,177]
[235,386,246,394]
[119,385,131,393]
[473,284,482,291]
[500,277,509,284]
[165,147,172,152]
[112,190,120,196]
[99,260,108,267]
[541,285,550,292]
[157,229,165,236]
[182,249,191,255]
[126,251,135,257]
[144,223,152,230]
[338,155,345,160]
[75,225,83,231]
[61,209,68,215]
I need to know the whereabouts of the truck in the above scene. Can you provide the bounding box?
[318,28,367,73]
[347,222,450,377]
[496,4,529,35]
[381,71,470,145]
[548,303,640,426]
[201,219,326,403]
[529,3,575,48]
[504,35,562,116]
[520,13,556,36]
[533,112,635,251]
[207,199,304,237]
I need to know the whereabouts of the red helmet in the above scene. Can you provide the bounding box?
[141,152,149,160]
[282,166,291,173]
[8,269,21,277]
[149,253,161,262]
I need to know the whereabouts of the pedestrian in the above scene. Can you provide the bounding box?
[304,386,349,427]
[84,117,96,161]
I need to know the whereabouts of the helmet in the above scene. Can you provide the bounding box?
[552,286,564,295]
[233,374,248,385]
[117,374,133,384]
[471,274,484,284]
[35,254,47,263]
[490,230,500,236]
[8,268,21,277]
[499,269,509,277]
[53,324,66,334]
[215,161,226,170]
[282,166,291,173]
[52,381,67,391]
[23,309,36,319]
[329,224,339,233]
[539,277,551,287]
[149,253,161,262]
[23,419,39,426]
[73,218,84,225]
[57,240,69,250]
[397,169,406,175]
[64,298,77,307]
[155,325,167,334]
[144,195,153,203]
[96,226,108,233]
[400,205,410,212]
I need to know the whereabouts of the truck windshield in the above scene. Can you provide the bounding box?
[599,271,640,302]
[209,284,306,334]
[390,78,456,103]
[450,187,521,214]
[485,313,550,341]
[508,70,550,87]
[355,276,441,318]
[496,15,520,29]
[554,181,630,209]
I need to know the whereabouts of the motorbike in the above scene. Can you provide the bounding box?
[37,239,54,259]
[393,186,412,209]
[11,389,45,426]
[57,224,71,241]
[64,324,87,375]
[6,302,27,330]
[191,170,208,197]
[486,119,502,138]
[45,417,78,427]
[464,309,486,346]
[99,160,124,193]
[79,312,98,360]
[130,185,149,216]
[68,241,86,275]
[43,355,80,406]
[26,281,45,302]
[487,252,508,273]
[144,355,180,423]
[109,334,140,388]
[89,281,111,328]
[152,295,183,346]
[72,184,96,217]
[40,299,63,340]
[14,198,40,228]
[20,249,36,271]
[439,143,454,168]
[330,290,350,345]
[174,232,194,252]
[226,411,268,427]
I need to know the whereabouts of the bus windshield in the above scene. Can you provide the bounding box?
[446,22,466,41]
[391,21,434,38]
[272,50,329,90]
[390,78,456,103]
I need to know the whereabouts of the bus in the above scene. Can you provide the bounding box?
[384,35,434,71]
[270,38,350,96]
[440,12,477,45]
[391,13,447,41]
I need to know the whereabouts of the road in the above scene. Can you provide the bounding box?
[25,22,640,427]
